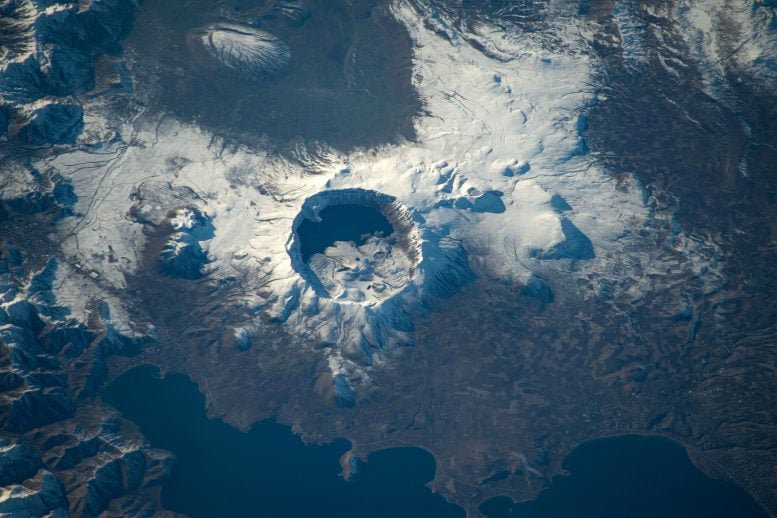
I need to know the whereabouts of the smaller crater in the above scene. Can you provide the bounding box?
[186,23,290,80]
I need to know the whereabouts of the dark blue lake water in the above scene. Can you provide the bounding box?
[480,434,767,518]
[102,366,767,518]
[297,204,394,261]
[101,365,463,518]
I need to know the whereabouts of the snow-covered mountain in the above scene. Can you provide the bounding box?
[1,0,776,514]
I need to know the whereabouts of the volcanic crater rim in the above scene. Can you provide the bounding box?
[288,188,421,306]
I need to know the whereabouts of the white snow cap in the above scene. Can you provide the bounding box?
[44,1,648,377]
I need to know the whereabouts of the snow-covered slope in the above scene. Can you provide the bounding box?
[35,0,651,392]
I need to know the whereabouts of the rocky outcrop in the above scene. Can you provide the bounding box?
[0,250,172,515]
[17,102,83,145]
[0,441,66,516]
[0,0,136,145]
[0,469,68,516]
[0,247,152,434]
[0,439,42,486]
[0,161,78,223]
[24,409,175,517]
